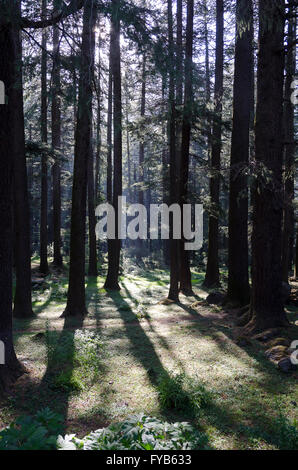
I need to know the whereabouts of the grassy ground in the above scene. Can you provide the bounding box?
[1,259,298,450]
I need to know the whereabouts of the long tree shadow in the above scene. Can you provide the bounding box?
[122,281,188,372]
[106,290,201,419]
[10,315,84,431]
[180,300,296,387]
[31,315,85,426]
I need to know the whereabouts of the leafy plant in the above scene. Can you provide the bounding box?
[157,371,212,413]
[0,408,63,450]
[158,372,192,412]
[58,414,209,450]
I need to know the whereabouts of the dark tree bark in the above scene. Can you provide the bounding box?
[89,31,101,276]
[203,0,224,288]
[51,0,63,268]
[176,0,183,109]
[106,35,113,205]
[125,76,132,203]
[104,0,122,290]
[282,13,296,283]
[162,76,170,264]
[39,0,49,275]
[63,0,97,317]
[0,2,24,391]
[179,0,194,296]
[176,0,183,169]
[295,232,298,280]
[88,128,98,277]
[12,1,33,319]
[95,49,102,203]
[167,0,179,302]
[227,0,253,306]
[248,0,287,332]
[204,0,212,164]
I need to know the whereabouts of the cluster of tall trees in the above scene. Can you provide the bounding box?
[0,0,297,390]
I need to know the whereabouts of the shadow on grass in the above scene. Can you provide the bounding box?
[104,289,215,450]
[9,310,110,439]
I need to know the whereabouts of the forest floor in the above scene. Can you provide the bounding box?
[1,258,298,450]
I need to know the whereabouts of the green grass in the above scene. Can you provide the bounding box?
[3,259,298,449]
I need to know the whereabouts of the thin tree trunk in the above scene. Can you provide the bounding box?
[203,0,224,288]
[248,0,287,332]
[138,56,146,207]
[12,0,34,319]
[39,0,49,275]
[176,0,183,173]
[227,0,253,306]
[167,0,179,302]
[106,34,113,205]
[162,76,170,264]
[282,14,296,283]
[95,53,102,203]
[204,0,212,164]
[63,0,97,317]
[137,56,146,256]
[179,0,194,296]
[295,232,298,280]
[52,0,63,268]
[0,1,24,391]
[88,130,98,276]
[104,0,122,290]
[125,80,132,202]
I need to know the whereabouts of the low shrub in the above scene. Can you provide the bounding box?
[157,371,213,413]
[58,414,209,450]
[0,408,63,450]
[0,411,209,450]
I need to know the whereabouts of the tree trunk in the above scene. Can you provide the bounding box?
[125,76,132,203]
[167,0,179,302]
[203,0,224,288]
[162,76,170,264]
[138,56,146,207]
[204,0,212,164]
[137,56,146,256]
[95,51,102,203]
[295,232,298,280]
[248,0,287,332]
[227,0,253,306]
[12,0,34,319]
[88,131,98,276]
[63,0,97,317]
[282,13,296,283]
[39,0,49,275]
[106,35,113,205]
[104,0,122,290]
[0,2,24,391]
[176,0,183,172]
[179,0,194,296]
[51,0,63,268]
